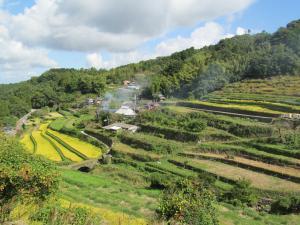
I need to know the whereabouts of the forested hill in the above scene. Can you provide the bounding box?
[0,19,299,126]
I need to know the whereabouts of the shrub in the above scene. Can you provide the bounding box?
[223,179,257,207]
[271,196,300,214]
[30,203,102,225]
[158,179,218,225]
[149,173,172,189]
[0,133,60,222]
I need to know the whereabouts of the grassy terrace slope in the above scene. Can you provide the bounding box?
[205,75,300,107]
[60,167,159,219]
[171,156,300,192]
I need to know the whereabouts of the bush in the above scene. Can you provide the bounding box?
[223,179,257,207]
[271,196,300,214]
[158,179,218,225]
[0,134,60,222]
[149,173,172,189]
[119,133,180,154]
[30,203,102,225]
[139,124,200,142]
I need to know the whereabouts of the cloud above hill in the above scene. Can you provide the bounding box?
[0,0,254,82]
[86,22,247,69]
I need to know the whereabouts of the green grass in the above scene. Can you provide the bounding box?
[60,168,160,218]
[218,203,300,225]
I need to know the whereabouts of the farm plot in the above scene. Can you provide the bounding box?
[20,134,34,153]
[194,143,300,166]
[45,133,83,162]
[171,157,300,192]
[31,130,62,161]
[112,142,161,162]
[47,129,102,159]
[184,152,300,179]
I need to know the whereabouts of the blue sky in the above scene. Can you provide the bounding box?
[0,0,299,83]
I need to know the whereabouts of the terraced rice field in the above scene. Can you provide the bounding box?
[113,142,161,160]
[173,157,300,192]
[31,129,62,161]
[47,129,102,158]
[20,134,34,153]
[185,152,300,178]
[45,133,83,162]
[185,100,284,115]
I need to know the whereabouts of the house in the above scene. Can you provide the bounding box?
[86,98,94,105]
[115,105,136,116]
[102,123,139,132]
[280,113,300,120]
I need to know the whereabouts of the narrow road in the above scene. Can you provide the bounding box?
[15,109,37,135]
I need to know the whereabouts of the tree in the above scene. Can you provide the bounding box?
[0,133,60,222]
[158,179,218,225]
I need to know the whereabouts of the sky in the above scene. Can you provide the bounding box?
[0,0,299,84]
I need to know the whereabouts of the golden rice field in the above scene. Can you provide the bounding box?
[45,133,83,162]
[189,100,284,115]
[47,129,102,159]
[20,134,34,153]
[31,130,62,161]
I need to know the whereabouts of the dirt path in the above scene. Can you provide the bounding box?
[15,109,37,135]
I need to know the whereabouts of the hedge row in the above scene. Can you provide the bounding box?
[139,123,200,142]
[145,162,189,178]
[84,129,114,147]
[110,148,158,162]
[195,143,300,168]
[180,153,300,184]
[118,133,180,154]
[248,143,300,159]
[112,157,168,174]
[30,134,37,153]
[45,131,88,160]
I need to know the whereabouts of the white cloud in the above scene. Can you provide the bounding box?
[155,22,234,56]
[3,0,254,52]
[87,22,245,69]
[0,0,254,82]
[236,27,248,35]
[0,25,56,83]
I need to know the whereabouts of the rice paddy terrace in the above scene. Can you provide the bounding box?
[17,76,300,224]
[172,75,300,120]
[20,112,102,163]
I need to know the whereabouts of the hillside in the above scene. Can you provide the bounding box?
[0,19,300,127]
